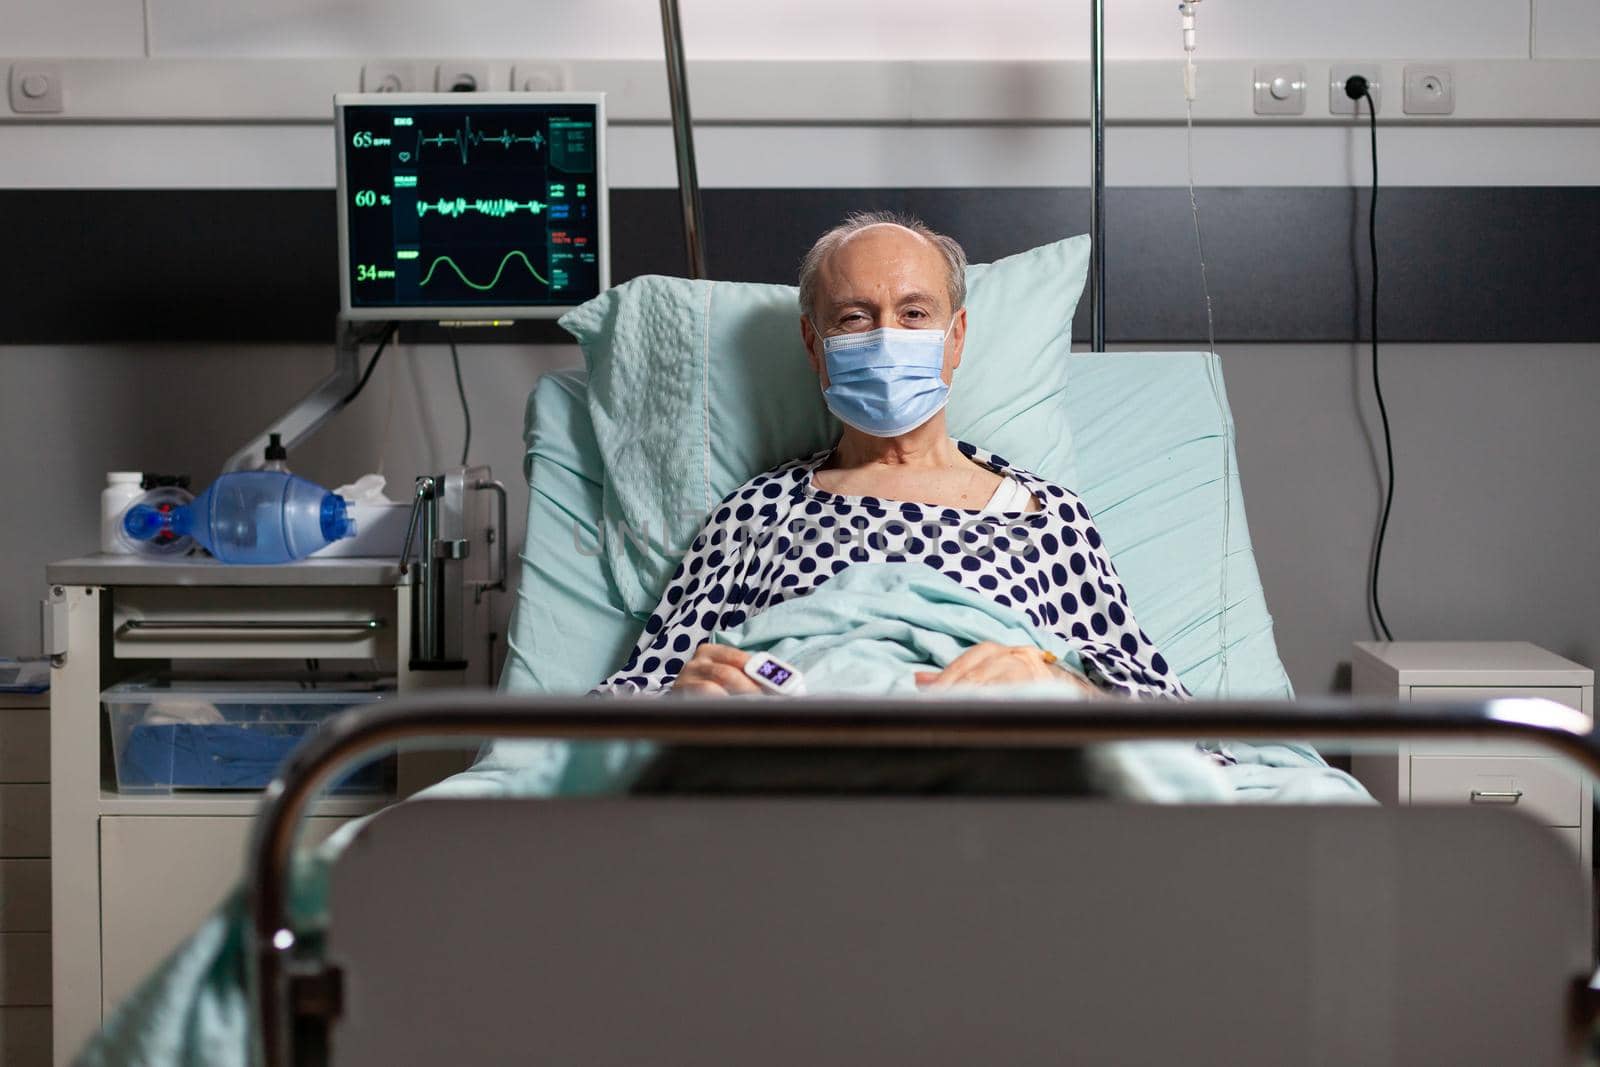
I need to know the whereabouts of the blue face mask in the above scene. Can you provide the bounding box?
[813,321,953,438]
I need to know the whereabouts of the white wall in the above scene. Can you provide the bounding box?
[2,0,1597,690]
[5,0,1589,60]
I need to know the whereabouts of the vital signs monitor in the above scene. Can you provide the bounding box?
[335,92,608,321]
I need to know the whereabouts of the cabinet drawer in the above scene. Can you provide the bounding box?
[0,710,47,783]
[112,586,394,660]
[0,788,48,858]
[0,1006,49,1066]
[1410,755,1582,826]
[1407,686,1588,756]
[0,861,48,932]
[0,933,49,1005]
[100,815,351,1014]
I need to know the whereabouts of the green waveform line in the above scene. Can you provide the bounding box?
[417,197,546,219]
[418,250,550,291]
[417,116,546,165]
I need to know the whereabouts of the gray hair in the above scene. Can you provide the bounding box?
[797,210,968,321]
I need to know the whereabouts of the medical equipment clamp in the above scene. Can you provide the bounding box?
[397,469,507,669]
[659,0,707,280]
[248,693,1600,1067]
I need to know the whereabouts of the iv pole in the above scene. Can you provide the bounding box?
[660,0,708,279]
[1087,0,1106,352]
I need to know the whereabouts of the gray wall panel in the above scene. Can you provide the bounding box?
[1,186,1595,693]
[1215,342,1600,692]
[1,187,1595,344]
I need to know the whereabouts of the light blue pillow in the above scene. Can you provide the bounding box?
[559,235,1090,618]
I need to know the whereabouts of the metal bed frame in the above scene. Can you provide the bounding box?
[249,693,1600,1066]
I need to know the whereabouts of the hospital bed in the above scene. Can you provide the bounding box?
[232,291,1600,1064]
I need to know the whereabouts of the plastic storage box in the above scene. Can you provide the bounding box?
[103,678,392,794]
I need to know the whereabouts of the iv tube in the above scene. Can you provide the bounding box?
[1180,0,1229,692]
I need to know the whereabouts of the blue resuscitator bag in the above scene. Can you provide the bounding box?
[123,470,355,564]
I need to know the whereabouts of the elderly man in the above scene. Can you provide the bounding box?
[594,211,1188,700]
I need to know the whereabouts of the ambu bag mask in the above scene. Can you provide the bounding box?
[813,321,954,438]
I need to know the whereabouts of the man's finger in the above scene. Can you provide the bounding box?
[671,676,729,697]
[693,643,752,667]
[705,662,762,694]
[924,643,1002,688]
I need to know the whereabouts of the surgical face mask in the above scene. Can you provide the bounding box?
[812,320,953,438]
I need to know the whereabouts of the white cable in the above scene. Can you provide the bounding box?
[1181,1,1230,694]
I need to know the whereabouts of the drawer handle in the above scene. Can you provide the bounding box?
[117,618,385,639]
[1469,789,1523,804]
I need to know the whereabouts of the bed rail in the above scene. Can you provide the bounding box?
[247,693,1600,1067]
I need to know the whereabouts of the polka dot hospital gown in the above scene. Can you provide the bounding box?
[593,442,1191,699]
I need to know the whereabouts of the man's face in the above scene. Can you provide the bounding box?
[802,224,966,388]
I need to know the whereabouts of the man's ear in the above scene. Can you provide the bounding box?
[800,317,823,374]
[948,306,968,372]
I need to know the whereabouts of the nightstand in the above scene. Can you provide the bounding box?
[1349,641,1594,873]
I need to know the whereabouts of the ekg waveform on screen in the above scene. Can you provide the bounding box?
[411,117,546,165]
[416,197,547,219]
[340,97,601,315]
[418,250,551,291]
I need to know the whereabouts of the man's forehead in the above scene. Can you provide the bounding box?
[818,224,944,300]
[832,222,933,259]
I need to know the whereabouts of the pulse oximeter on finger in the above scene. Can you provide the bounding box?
[743,652,806,696]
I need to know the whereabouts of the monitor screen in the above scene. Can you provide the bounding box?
[755,659,794,687]
[335,92,608,321]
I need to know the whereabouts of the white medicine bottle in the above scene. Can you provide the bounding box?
[101,472,144,554]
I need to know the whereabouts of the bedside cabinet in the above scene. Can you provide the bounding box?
[46,555,493,1065]
[1349,641,1594,873]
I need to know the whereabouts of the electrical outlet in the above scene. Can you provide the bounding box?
[1253,64,1306,115]
[436,62,493,93]
[513,63,572,93]
[1403,64,1454,115]
[1330,64,1381,115]
[9,63,63,113]
[362,62,418,93]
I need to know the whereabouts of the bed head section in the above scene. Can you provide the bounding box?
[1066,352,1292,698]
[501,369,639,697]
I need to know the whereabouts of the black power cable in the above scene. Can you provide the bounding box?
[342,321,399,406]
[449,340,472,466]
[1346,76,1396,642]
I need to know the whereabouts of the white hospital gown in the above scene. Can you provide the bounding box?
[593,441,1190,699]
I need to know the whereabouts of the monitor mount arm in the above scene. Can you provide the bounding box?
[222,315,393,473]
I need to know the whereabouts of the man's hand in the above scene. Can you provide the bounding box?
[914,642,1100,696]
[671,643,765,697]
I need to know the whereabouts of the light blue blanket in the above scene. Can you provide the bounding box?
[714,562,1089,692]
[79,564,1365,1066]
